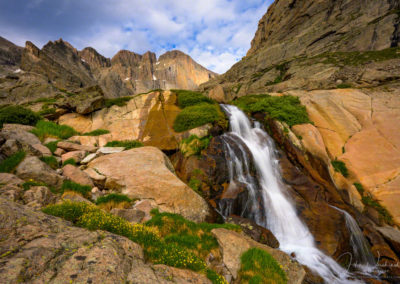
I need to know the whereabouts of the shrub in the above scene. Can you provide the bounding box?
[180,135,211,157]
[173,104,222,132]
[95,193,132,211]
[331,159,349,177]
[82,129,110,136]
[232,94,310,127]
[0,151,26,173]
[61,180,91,198]
[239,248,287,284]
[44,141,59,153]
[104,140,143,149]
[39,156,59,169]
[104,97,132,108]
[31,121,78,140]
[0,106,41,128]
[62,158,77,167]
[362,196,394,225]
[354,183,364,196]
[173,89,213,108]
[42,201,98,223]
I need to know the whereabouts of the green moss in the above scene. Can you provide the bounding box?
[62,158,77,167]
[331,159,349,177]
[180,135,211,157]
[104,97,133,108]
[354,183,364,196]
[39,156,59,169]
[61,180,91,198]
[0,106,41,128]
[37,107,56,116]
[31,121,78,141]
[362,196,394,225]
[82,129,110,136]
[173,103,223,132]
[239,248,287,284]
[44,141,59,153]
[0,151,26,173]
[95,193,132,205]
[104,140,143,149]
[22,180,47,191]
[336,83,352,89]
[232,94,310,127]
[172,89,213,108]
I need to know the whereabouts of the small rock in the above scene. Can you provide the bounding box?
[62,164,94,187]
[0,139,20,156]
[110,208,145,224]
[61,191,91,203]
[1,125,41,146]
[57,141,97,153]
[336,79,343,84]
[23,186,56,209]
[81,153,97,164]
[0,184,23,202]
[56,168,63,175]
[133,199,158,222]
[96,147,125,155]
[43,137,58,144]
[61,150,87,164]
[84,168,106,182]
[2,124,34,132]
[32,143,52,157]
[0,173,24,186]
[54,148,66,157]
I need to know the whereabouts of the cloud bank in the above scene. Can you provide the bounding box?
[0,0,272,73]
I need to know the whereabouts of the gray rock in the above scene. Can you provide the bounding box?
[96,147,125,154]
[57,141,97,153]
[81,152,97,164]
[110,208,145,224]
[23,186,57,209]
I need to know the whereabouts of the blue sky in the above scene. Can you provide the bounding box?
[0,0,272,73]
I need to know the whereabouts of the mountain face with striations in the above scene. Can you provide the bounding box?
[201,0,400,100]
[0,38,216,102]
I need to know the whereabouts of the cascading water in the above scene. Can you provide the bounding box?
[330,206,380,276]
[220,104,363,283]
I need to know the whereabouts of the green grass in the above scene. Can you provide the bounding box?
[37,107,56,116]
[336,83,352,89]
[0,106,41,128]
[31,121,78,141]
[95,193,132,205]
[22,180,56,193]
[173,103,223,132]
[62,158,77,167]
[104,140,143,149]
[82,129,110,136]
[39,156,59,169]
[180,135,211,157]
[61,180,91,198]
[42,201,228,283]
[172,89,214,108]
[362,196,394,225]
[232,94,310,127]
[239,248,287,284]
[0,151,26,173]
[331,159,349,177]
[44,141,59,153]
[354,182,364,196]
[104,97,133,108]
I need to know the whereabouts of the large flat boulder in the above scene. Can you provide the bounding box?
[87,147,211,222]
[0,198,211,283]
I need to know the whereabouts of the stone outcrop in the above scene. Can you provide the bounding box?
[87,147,212,222]
[59,90,211,151]
[201,0,400,99]
[0,198,211,283]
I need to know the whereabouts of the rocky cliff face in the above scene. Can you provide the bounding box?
[201,0,400,99]
[0,37,216,102]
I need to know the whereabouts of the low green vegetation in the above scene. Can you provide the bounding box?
[39,156,59,169]
[31,121,78,141]
[37,107,56,117]
[42,201,229,283]
[0,106,41,128]
[180,135,211,157]
[62,158,77,167]
[362,196,394,225]
[239,248,287,284]
[95,193,133,210]
[353,182,364,196]
[174,104,224,132]
[104,96,133,108]
[22,180,48,191]
[232,94,310,127]
[104,140,143,149]
[44,141,59,153]
[0,151,26,173]
[61,180,91,198]
[336,83,352,89]
[331,159,349,177]
[82,129,110,136]
[173,89,214,108]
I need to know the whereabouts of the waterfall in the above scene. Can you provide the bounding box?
[330,206,379,275]
[220,104,363,283]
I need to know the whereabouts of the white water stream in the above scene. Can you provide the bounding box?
[220,105,364,283]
